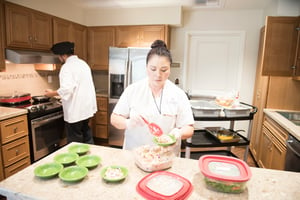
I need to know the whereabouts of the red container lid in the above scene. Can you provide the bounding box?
[136,171,193,200]
[199,155,252,182]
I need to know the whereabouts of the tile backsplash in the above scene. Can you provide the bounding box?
[0,63,59,96]
[0,63,108,97]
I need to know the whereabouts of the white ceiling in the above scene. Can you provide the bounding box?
[63,0,273,10]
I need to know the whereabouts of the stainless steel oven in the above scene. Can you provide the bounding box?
[285,134,300,172]
[30,110,67,161]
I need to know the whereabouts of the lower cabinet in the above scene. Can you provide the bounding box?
[93,97,108,140]
[0,115,31,180]
[258,116,288,170]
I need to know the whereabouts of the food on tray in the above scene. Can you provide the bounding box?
[217,134,234,140]
[134,145,175,172]
[215,96,234,107]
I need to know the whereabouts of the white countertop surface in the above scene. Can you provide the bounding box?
[0,106,28,121]
[264,109,300,141]
[0,142,299,200]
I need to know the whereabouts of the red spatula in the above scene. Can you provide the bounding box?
[140,115,163,136]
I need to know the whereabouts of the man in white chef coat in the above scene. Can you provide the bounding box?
[45,41,97,144]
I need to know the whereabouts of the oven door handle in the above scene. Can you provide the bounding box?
[286,141,300,158]
[31,114,63,127]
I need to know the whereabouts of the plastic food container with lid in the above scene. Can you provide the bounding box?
[199,155,252,193]
[190,100,222,117]
[136,171,193,200]
[134,145,175,172]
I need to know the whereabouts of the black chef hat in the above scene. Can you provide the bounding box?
[51,41,75,55]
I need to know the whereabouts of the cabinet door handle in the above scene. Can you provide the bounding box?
[28,36,33,41]
[16,149,19,155]
[13,127,18,133]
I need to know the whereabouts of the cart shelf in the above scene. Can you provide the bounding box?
[185,102,257,162]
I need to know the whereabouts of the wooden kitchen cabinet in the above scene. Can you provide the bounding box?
[258,116,288,170]
[53,17,72,44]
[0,115,31,179]
[72,23,87,60]
[115,25,170,48]
[262,16,300,77]
[93,97,109,139]
[88,27,115,71]
[249,28,270,161]
[5,2,53,50]
[53,17,87,61]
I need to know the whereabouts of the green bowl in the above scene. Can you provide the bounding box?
[76,155,101,169]
[54,152,79,165]
[153,134,176,146]
[68,144,90,155]
[34,162,63,179]
[100,165,128,182]
[59,166,88,182]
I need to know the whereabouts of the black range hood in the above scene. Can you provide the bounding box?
[5,49,60,64]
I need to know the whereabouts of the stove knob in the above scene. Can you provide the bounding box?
[41,104,47,110]
[30,106,38,112]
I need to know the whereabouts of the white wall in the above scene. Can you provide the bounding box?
[84,6,182,26]
[170,9,265,103]
[264,0,300,17]
[7,0,182,26]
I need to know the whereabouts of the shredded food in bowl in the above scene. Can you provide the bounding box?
[104,167,124,179]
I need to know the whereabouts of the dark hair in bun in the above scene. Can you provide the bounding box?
[146,40,172,64]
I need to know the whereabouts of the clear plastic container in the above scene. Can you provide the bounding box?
[136,171,193,200]
[134,144,175,172]
[190,100,222,117]
[223,104,251,117]
[199,155,252,193]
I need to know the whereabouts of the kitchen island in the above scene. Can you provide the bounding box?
[0,142,299,200]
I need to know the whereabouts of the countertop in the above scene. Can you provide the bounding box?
[0,106,27,121]
[0,142,299,200]
[264,109,300,141]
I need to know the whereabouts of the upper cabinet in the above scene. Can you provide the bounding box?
[115,25,169,48]
[53,17,87,60]
[5,2,53,50]
[262,16,300,77]
[0,0,5,71]
[88,27,115,71]
[53,17,72,43]
[72,23,87,60]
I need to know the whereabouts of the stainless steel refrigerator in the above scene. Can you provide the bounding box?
[108,47,150,147]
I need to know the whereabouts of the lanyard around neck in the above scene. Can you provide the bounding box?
[152,88,163,114]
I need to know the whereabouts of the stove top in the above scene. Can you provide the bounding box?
[27,101,62,113]
[0,98,63,119]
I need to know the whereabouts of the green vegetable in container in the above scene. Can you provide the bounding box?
[204,177,244,193]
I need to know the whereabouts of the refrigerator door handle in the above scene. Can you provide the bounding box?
[124,59,129,88]
[127,60,132,87]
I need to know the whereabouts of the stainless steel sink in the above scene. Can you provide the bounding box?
[276,111,300,126]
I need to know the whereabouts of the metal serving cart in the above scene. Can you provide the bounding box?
[183,102,257,162]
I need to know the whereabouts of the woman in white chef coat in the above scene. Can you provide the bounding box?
[45,41,97,144]
[111,40,194,151]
